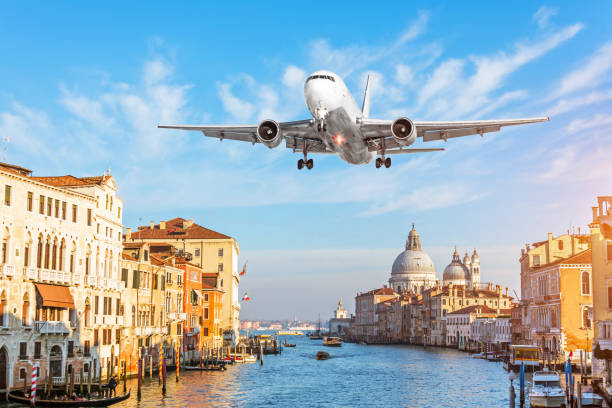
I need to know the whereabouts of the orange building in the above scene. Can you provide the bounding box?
[201,273,224,348]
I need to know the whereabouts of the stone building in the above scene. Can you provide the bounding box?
[443,248,481,288]
[125,218,241,342]
[351,287,397,341]
[519,231,592,359]
[328,298,351,336]
[0,162,124,395]
[589,196,612,378]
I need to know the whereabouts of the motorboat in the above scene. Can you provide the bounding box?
[316,351,330,360]
[506,344,541,371]
[8,389,131,407]
[323,336,342,347]
[528,370,565,408]
[471,352,486,359]
[581,384,603,407]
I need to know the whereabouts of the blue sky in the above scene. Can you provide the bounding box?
[1,2,612,320]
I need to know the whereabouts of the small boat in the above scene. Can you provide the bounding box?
[316,351,330,360]
[471,352,486,359]
[308,333,323,340]
[581,384,604,407]
[184,364,226,371]
[276,330,303,336]
[8,389,131,407]
[229,353,257,363]
[528,370,565,408]
[323,336,342,347]
[283,342,296,347]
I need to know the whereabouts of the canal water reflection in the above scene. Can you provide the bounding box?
[6,335,517,407]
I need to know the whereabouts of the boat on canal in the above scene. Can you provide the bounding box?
[505,344,541,372]
[276,330,303,336]
[316,351,330,360]
[581,384,604,407]
[8,389,131,407]
[323,336,342,347]
[528,370,565,408]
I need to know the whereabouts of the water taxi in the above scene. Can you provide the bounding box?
[528,370,565,408]
[323,336,342,347]
[505,344,541,372]
[276,330,303,336]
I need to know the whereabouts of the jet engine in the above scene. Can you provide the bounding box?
[256,120,283,148]
[391,117,417,146]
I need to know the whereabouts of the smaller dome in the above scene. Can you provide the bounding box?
[443,247,469,284]
[463,251,471,266]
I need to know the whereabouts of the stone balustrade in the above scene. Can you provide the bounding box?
[35,320,70,335]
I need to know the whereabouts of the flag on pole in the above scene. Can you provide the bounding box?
[239,261,247,276]
[241,292,250,301]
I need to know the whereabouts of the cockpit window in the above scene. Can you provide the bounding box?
[306,75,335,83]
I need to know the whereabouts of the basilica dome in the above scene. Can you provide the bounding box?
[389,224,437,294]
[443,248,469,285]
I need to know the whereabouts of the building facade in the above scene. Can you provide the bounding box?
[125,218,241,341]
[0,162,124,395]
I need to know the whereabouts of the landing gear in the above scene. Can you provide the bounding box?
[317,123,327,132]
[297,158,313,170]
[375,157,391,169]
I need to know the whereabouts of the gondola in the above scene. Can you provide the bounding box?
[316,351,330,360]
[8,389,130,407]
[183,364,226,371]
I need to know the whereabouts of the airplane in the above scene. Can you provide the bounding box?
[158,70,549,170]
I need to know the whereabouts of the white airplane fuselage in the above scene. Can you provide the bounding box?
[303,70,376,164]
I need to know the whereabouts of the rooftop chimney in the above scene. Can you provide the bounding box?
[126,228,131,240]
[160,221,166,230]
[150,221,154,229]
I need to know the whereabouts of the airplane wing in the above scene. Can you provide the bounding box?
[158,120,333,154]
[361,116,549,153]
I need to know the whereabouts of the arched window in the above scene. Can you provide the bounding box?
[51,238,58,270]
[558,240,564,250]
[84,298,91,327]
[582,306,592,329]
[132,306,136,326]
[582,271,590,295]
[22,292,29,326]
[37,235,43,268]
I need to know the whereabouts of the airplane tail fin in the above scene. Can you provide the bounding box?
[362,75,371,118]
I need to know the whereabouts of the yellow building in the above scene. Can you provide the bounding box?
[590,196,612,378]
[519,232,592,359]
[125,218,241,341]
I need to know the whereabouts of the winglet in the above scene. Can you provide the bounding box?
[362,75,371,118]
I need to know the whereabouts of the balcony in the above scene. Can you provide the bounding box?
[94,316,103,326]
[138,288,151,298]
[177,313,186,321]
[25,267,38,280]
[168,313,177,321]
[103,316,116,325]
[1,264,15,277]
[161,327,168,335]
[116,316,124,326]
[118,281,126,290]
[36,321,69,335]
[72,274,81,285]
[86,275,97,287]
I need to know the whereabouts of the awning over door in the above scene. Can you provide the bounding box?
[34,283,75,308]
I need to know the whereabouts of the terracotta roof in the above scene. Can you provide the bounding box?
[129,217,232,240]
[0,162,32,177]
[532,248,592,270]
[375,287,396,296]
[448,305,498,315]
[31,174,110,187]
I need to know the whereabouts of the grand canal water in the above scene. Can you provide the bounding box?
[6,335,516,407]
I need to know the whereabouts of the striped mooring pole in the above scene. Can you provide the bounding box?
[30,365,38,406]
[159,343,162,385]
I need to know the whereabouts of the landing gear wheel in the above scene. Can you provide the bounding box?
[297,159,304,170]
[317,124,322,132]
[322,124,327,132]
[384,157,391,168]
[306,159,314,170]
[375,158,382,168]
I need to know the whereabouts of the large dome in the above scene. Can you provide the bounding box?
[389,224,437,294]
[443,248,469,285]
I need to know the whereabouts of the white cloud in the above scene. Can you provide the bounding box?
[59,85,115,127]
[566,113,612,133]
[216,82,255,122]
[554,41,612,98]
[395,64,414,86]
[533,6,557,29]
[548,88,612,115]
[282,65,306,90]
